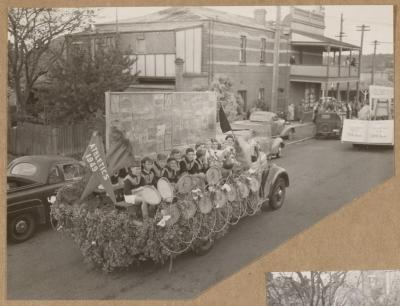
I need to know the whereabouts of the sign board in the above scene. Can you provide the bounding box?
[105,91,217,155]
[341,119,394,145]
[369,85,394,119]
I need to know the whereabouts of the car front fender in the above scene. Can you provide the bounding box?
[270,137,284,153]
[262,164,289,197]
[280,125,295,138]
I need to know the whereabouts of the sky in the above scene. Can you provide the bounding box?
[95,5,394,54]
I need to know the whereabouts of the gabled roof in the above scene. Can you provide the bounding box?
[292,30,360,51]
[97,6,273,31]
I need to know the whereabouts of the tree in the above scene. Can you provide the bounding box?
[267,271,348,306]
[38,38,136,133]
[8,8,95,118]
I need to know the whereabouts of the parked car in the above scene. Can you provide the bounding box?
[315,112,342,139]
[7,155,83,243]
[231,111,296,140]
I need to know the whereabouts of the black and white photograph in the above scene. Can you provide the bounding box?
[267,270,400,306]
[6,5,394,299]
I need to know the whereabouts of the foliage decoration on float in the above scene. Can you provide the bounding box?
[51,164,267,272]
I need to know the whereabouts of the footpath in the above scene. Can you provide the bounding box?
[286,121,316,145]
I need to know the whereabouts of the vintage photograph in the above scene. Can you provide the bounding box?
[7,5,394,299]
[266,270,400,306]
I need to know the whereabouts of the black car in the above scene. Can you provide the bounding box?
[7,155,83,242]
[315,112,343,139]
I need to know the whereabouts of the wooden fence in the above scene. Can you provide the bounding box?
[8,122,92,157]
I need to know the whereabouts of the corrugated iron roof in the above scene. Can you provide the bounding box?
[81,21,205,34]
[96,6,273,31]
[292,30,360,50]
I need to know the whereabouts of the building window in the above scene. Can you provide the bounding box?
[176,27,202,73]
[238,90,247,111]
[258,88,265,102]
[260,38,266,63]
[239,36,247,63]
[137,38,146,53]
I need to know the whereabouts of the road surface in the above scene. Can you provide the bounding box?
[7,139,394,300]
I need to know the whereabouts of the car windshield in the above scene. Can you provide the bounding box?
[10,162,37,177]
[321,114,331,119]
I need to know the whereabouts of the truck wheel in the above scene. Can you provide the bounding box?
[268,177,286,210]
[8,213,36,243]
[192,238,214,256]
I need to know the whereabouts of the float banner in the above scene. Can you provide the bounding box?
[81,133,116,204]
[341,119,394,145]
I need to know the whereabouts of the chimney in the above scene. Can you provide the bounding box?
[175,58,185,92]
[254,9,266,26]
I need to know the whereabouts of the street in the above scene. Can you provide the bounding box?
[7,139,394,300]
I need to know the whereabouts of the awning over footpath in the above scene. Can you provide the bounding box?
[291,30,360,51]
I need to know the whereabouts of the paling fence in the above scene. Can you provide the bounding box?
[8,122,92,157]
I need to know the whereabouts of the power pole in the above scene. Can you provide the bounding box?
[355,24,371,104]
[335,13,346,101]
[335,13,347,41]
[115,7,120,48]
[371,40,379,85]
[271,6,281,113]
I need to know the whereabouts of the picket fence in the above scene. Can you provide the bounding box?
[8,122,92,157]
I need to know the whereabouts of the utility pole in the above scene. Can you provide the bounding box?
[335,13,347,41]
[335,13,346,101]
[271,6,281,113]
[371,40,379,85]
[115,7,120,48]
[355,24,371,104]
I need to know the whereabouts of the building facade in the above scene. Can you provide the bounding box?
[67,7,291,113]
[284,7,360,113]
[67,6,360,116]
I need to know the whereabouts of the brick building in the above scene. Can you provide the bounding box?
[66,6,291,113]
[66,6,361,115]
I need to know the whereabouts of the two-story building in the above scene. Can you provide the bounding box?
[284,7,360,113]
[66,6,291,113]
[66,6,361,117]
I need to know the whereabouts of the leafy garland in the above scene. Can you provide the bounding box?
[51,167,267,272]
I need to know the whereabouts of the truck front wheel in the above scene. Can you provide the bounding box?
[268,177,286,210]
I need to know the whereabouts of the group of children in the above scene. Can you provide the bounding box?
[109,136,240,218]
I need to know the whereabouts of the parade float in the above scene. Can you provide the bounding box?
[50,130,289,272]
[341,85,394,147]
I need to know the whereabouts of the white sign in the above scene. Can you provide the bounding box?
[369,85,394,119]
[341,119,394,145]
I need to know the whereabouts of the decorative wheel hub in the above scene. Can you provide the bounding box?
[15,220,28,234]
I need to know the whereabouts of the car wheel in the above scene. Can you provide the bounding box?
[8,213,36,243]
[192,238,214,256]
[268,177,286,210]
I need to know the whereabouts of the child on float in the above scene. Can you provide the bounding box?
[179,147,196,175]
[111,168,127,202]
[122,159,148,220]
[153,153,167,179]
[140,156,157,186]
[206,138,223,167]
[170,148,182,173]
[192,149,208,174]
[161,157,179,183]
